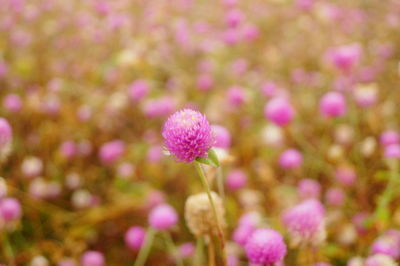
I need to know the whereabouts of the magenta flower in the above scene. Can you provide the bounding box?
[298,178,321,199]
[264,97,295,126]
[282,199,326,246]
[245,228,287,264]
[81,250,105,266]
[125,226,146,251]
[162,109,214,163]
[211,125,231,149]
[148,204,178,230]
[319,91,347,118]
[0,197,22,222]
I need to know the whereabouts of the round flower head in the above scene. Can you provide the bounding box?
[21,156,43,178]
[178,242,195,258]
[298,178,321,199]
[319,91,347,117]
[335,166,356,187]
[371,230,400,259]
[233,223,255,246]
[225,9,244,28]
[279,148,303,169]
[124,226,146,251]
[245,228,287,264]
[185,192,225,236]
[197,74,214,92]
[211,125,231,149]
[148,203,178,230]
[353,84,378,108]
[227,86,246,107]
[98,140,125,164]
[282,199,326,246]
[162,109,214,163]
[365,254,397,266]
[81,251,105,266]
[226,169,247,190]
[325,188,345,207]
[326,43,362,72]
[380,130,399,146]
[384,144,400,159]
[0,197,22,222]
[264,97,294,126]
[60,140,77,159]
[128,79,150,102]
[3,94,22,112]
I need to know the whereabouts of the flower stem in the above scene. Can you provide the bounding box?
[194,162,226,266]
[134,227,156,266]
[194,237,204,266]
[208,237,216,266]
[374,160,399,226]
[217,167,225,199]
[162,231,184,266]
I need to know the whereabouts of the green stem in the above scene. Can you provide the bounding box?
[3,233,15,266]
[217,167,225,199]
[162,231,184,266]
[134,227,156,266]
[194,237,204,266]
[194,162,226,266]
[374,160,399,225]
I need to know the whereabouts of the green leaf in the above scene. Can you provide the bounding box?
[207,148,220,167]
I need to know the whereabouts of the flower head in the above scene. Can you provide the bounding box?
[245,228,287,264]
[162,109,214,163]
[282,199,326,246]
[124,226,146,251]
[81,251,105,266]
[185,192,225,236]
[264,97,294,126]
[148,204,178,230]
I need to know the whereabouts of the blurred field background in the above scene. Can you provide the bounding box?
[0,0,400,265]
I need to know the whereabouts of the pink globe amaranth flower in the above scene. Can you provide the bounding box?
[227,254,239,266]
[196,74,214,92]
[162,109,214,163]
[143,97,175,118]
[98,140,125,164]
[238,212,261,228]
[365,254,397,266]
[335,166,356,187]
[384,144,400,159]
[77,106,92,122]
[245,228,287,264]
[3,94,22,112]
[261,81,278,98]
[380,130,399,146]
[211,125,231,149]
[282,199,326,246]
[279,149,303,169]
[81,251,105,266]
[353,84,378,108]
[296,0,315,11]
[319,91,347,118]
[148,204,178,230]
[60,140,77,159]
[371,234,400,259]
[326,43,362,72]
[21,156,43,178]
[264,97,295,126]
[125,226,146,251]
[227,86,246,107]
[352,212,369,235]
[230,59,248,75]
[325,188,345,207]
[241,24,260,42]
[226,169,247,191]
[222,28,240,45]
[147,145,163,163]
[0,197,22,222]
[178,242,195,258]
[128,80,150,102]
[233,224,255,246]
[225,9,244,28]
[117,162,134,178]
[298,178,321,199]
